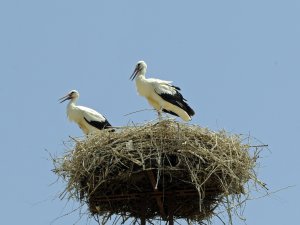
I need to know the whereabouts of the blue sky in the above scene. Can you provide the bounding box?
[0,0,299,224]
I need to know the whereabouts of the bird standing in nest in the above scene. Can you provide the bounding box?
[59,90,113,135]
[130,60,195,121]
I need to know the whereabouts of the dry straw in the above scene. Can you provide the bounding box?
[53,120,266,224]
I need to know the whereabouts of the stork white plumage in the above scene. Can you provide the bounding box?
[130,61,195,121]
[59,90,113,135]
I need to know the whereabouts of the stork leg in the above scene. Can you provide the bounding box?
[157,109,163,121]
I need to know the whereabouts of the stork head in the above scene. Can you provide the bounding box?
[59,90,79,103]
[130,60,147,81]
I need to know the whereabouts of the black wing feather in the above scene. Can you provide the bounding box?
[171,85,181,91]
[84,117,114,131]
[156,86,195,117]
[162,109,179,117]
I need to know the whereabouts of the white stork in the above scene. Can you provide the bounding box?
[59,90,113,135]
[130,61,195,121]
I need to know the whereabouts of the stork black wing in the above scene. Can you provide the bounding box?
[162,109,179,117]
[171,85,181,91]
[84,117,114,131]
[156,89,195,117]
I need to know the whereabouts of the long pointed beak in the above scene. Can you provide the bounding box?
[58,94,71,103]
[130,67,139,81]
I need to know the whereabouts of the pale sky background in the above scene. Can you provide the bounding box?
[0,0,299,224]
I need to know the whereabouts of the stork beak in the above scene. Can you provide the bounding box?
[130,66,139,81]
[59,94,71,103]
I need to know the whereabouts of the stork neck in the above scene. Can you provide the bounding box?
[137,69,147,80]
[141,68,147,76]
[68,98,78,108]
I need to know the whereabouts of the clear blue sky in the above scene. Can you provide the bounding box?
[0,0,299,224]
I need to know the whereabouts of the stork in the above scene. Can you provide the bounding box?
[59,90,113,135]
[130,61,195,121]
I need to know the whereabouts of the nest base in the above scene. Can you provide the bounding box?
[89,169,219,221]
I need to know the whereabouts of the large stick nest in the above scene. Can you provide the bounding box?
[53,120,263,224]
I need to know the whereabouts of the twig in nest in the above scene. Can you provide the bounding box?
[123,108,156,117]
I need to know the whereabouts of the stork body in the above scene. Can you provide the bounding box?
[130,61,195,121]
[59,90,113,135]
